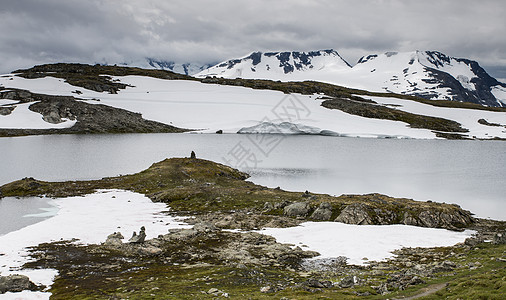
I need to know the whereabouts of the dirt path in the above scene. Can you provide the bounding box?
[393,283,447,299]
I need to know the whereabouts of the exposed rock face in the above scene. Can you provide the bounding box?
[284,202,311,218]
[335,203,373,225]
[0,275,39,294]
[310,202,333,221]
[408,209,473,230]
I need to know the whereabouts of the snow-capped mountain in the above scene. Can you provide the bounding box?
[197,49,351,79]
[197,50,506,107]
[145,59,215,75]
[116,58,214,75]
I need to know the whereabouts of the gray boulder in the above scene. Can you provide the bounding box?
[310,202,333,221]
[284,202,310,217]
[0,274,38,294]
[335,203,372,225]
[338,275,355,288]
[104,232,124,246]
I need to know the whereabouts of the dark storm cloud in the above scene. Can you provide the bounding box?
[1,0,505,74]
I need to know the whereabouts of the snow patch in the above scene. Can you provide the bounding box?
[491,85,506,106]
[0,190,189,299]
[259,222,474,265]
[0,103,76,129]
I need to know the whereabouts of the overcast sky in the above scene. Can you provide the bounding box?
[1,0,505,77]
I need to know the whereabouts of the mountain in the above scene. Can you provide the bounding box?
[2,63,505,140]
[197,49,351,79]
[115,58,215,76]
[197,50,506,107]
[145,59,215,75]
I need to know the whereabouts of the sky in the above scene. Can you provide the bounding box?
[1,0,505,79]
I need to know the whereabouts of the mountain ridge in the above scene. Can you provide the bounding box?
[196,49,506,107]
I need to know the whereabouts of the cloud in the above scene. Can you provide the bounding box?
[0,0,505,74]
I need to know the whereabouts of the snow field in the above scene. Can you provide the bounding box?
[259,222,474,265]
[0,74,504,139]
[0,190,189,300]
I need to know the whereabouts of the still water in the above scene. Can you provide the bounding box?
[0,133,505,220]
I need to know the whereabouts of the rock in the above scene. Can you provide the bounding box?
[42,110,64,124]
[0,106,15,116]
[338,275,355,288]
[193,222,217,233]
[104,232,124,246]
[402,212,419,226]
[190,151,196,159]
[310,202,333,221]
[129,226,146,243]
[492,232,506,244]
[208,288,219,294]
[375,282,389,295]
[260,286,274,293]
[464,237,482,246]
[0,274,39,294]
[306,279,333,288]
[215,129,223,134]
[263,202,274,211]
[335,203,372,225]
[431,261,456,274]
[386,273,425,290]
[284,202,310,217]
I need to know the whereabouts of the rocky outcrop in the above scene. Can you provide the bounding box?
[310,203,333,221]
[101,222,318,267]
[0,88,187,137]
[0,106,15,116]
[335,203,373,225]
[284,202,310,218]
[0,274,39,294]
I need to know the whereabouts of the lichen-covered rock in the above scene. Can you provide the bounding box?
[310,202,333,221]
[335,203,372,225]
[284,202,311,218]
[0,274,39,294]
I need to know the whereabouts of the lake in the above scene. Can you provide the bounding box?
[0,133,505,220]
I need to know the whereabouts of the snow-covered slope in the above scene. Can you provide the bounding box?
[197,50,506,107]
[1,73,505,140]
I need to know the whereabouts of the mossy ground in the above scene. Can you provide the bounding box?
[24,238,505,299]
